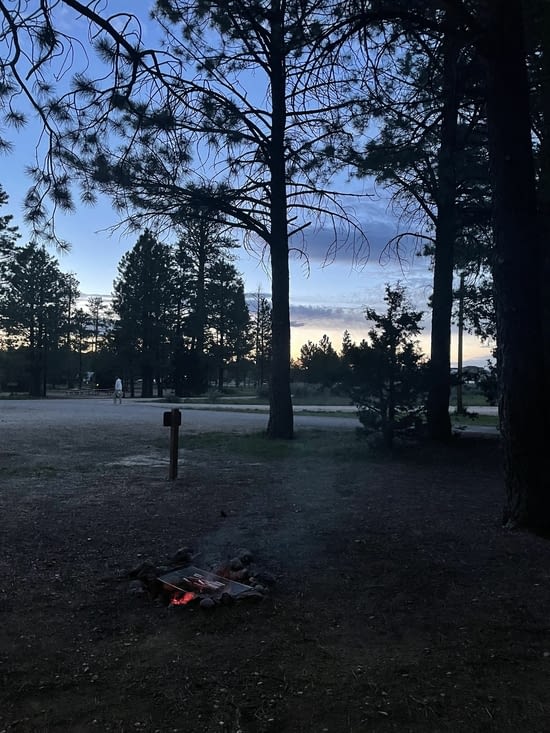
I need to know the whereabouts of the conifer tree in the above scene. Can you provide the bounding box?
[112,231,176,397]
[346,284,426,448]
[0,242,70,395]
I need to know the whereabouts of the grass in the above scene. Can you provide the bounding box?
[296,409,355,418]
[179,394,353,407]
[449,385,492,407]
[179,428,372,461]
[451,412,499,428]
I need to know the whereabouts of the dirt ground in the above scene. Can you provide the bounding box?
[1,403,550,732]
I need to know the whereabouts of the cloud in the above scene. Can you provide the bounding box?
[288,198,430,269]
[290,304,365,327]
[290,304,368,339]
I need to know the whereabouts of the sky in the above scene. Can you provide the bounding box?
[2,166,493,366]
[0,1,494,367]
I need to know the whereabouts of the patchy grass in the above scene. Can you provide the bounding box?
[449,385,492,407]
[451,412,500,428]
[5,416,550,733]
[180,428,373,462]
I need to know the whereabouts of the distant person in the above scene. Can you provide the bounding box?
[114,377,123,405]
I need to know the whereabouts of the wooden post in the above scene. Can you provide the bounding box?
[163,408,182,480]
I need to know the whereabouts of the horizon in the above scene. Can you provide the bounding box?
[0,0,492,369]
[1,178,493,367]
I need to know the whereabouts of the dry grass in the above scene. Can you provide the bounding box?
[1,422,548,732]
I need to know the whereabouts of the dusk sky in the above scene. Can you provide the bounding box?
[0,1,494,366]
[3,167,493,366]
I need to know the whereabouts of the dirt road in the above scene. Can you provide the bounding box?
[0,397,359,434]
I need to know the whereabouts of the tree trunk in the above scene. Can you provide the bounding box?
[482,0,549,529]
[267,1,294,439]
[426,16,458,441]
[141,363,154,398]
[192,226,208,394]
[78,340,83,390]
[537,0,550,418]
[456,272,465,415]
[29,360,41,397]
[268,237,293,438]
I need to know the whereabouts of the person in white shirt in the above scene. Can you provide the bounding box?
[114,377,123,404]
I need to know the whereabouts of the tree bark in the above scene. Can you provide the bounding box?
[482,0,549,529]
[456,272,465,415]
[141,362,154,398]
[536,0,550,418]
[426,15,458,441]
[267,0,294,439]
[192,221,208,394]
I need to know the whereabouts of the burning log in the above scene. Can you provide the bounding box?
[128,547,274,610]
[170,591,196,606]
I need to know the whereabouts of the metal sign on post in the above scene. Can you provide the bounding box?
[163,408,182,480]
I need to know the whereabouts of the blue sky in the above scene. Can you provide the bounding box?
[0,1,494,366]
[2,130,493,365]
[2,161,493,365]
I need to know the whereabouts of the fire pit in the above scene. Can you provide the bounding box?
[158,565,259,608]
[129,547,274,609]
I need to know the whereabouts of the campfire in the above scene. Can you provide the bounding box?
[129,547,275,610]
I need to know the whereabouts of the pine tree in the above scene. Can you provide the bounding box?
[346,284,426,448]
[112,231,176,397]
[205,260,251,391]
[0,243,71,395]
[174,216,237,393]
[253,292,272,388]
[0,185,19,281]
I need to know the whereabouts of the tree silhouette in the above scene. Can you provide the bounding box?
[0,242,70,395]
[345,283,426,448]
[112,231,176,397]
[0,0,367,438]
[174,215,237,394]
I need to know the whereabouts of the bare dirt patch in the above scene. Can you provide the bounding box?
[1,410,550,732]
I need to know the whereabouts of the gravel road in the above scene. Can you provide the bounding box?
[0,398,360,432]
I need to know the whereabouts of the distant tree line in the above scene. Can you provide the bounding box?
[0,206,473,452]
[0,181,491,428]
[0,193,272,397]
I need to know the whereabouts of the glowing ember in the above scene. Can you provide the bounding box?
[170,591,196,606]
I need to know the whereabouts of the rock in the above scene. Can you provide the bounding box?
[199,597,216,610]
[172,547,193,565]
[229,557,244,571]
[143,578,163,600]
[233,589,264,603]
[213,564,231,578]
[252,584,266,594]
[236,548,254,565]
[220,592,234,606]
[229,568,250,582]
[254,570,276,587]
[128,580,146,596]
[129,559,157,579]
